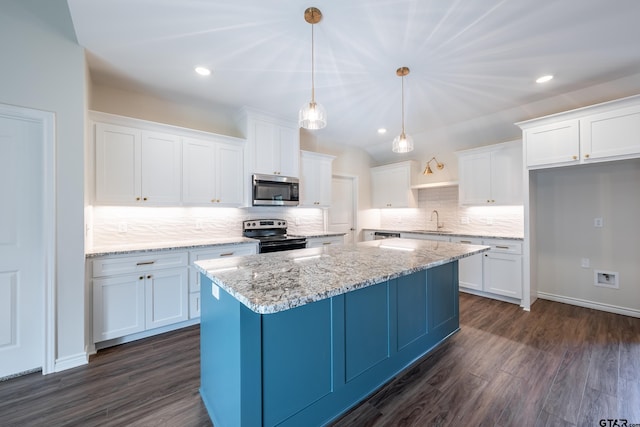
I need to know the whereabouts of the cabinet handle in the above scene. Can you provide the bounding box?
[460,240,472,244]
[139,276,144,280]
[220,252,234,257]
[572,155,578,160]
[496,245,510,249]
[487,200,491,203]
[217,199,221,203]
[584,154,590,159]
[322,242,332,245]
[136,261,155,266]
[211,199,216,203]
[143,197,148,201]
[147,275,152,279]
[136,197,141,201]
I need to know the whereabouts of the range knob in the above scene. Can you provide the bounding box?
[252,222,256,226]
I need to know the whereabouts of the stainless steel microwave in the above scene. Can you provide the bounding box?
[252,174,299,206]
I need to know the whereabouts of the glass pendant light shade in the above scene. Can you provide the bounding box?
[392,132,414,153]
[299,101,327,129]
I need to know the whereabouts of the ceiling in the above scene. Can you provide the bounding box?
[67,0,640,163]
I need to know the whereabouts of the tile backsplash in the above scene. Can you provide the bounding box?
[89,206,325,248]
[379,186,524,237]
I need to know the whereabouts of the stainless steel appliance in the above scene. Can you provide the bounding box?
[373,231,401,240]
[243,219,307,253]
[252,174,299,206]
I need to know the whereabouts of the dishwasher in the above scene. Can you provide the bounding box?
[373,231,401,240]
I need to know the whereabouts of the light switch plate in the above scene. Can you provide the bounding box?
[594,217,603,227]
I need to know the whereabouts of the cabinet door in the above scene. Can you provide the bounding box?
[525,119,580,168]
[300,152,334,207]
[581,103,640,162]
[451,237,483,291]
[215,142,244,206]
[278,126,300,177]
[140,131,182,204]
[483,252,522,298]
[458,152,491,205]
[145,267,189,330]
[95,123,141,204]
[182,138,216,204]
[93,274,145,342]
[371,163,416,208]
[490,144,523,205]
[253,120,279,175]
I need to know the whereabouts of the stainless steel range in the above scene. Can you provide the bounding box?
[243,219,307,253]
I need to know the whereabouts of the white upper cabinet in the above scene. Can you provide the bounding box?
[91,112,245,206]
[519,95,640,169]
[300,150,335,207]
[240,108,300,177]
[182,137,244,206]
[95,123,181,205]
[524,119,580,168]
[457,141,523,206]
[370,161,418,208]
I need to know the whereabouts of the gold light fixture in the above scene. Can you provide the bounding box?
[299,7,327,130]
[392,67,413,153]
[423,157,445,175]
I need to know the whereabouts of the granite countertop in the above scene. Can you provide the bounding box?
[86,236,259,258]
[194,238,490,315]
[365,228,524,241]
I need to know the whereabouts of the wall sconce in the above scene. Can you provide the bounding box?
[423,157,445,175]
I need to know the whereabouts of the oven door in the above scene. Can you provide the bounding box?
[260,238,307,253]
[253,174,299,206]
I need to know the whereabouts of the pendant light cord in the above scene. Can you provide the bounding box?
[311,19,316,104]
[401,74,405,135]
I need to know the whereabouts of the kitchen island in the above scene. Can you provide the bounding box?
[194,239,489,427]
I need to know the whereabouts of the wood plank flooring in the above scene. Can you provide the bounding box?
[1,293,638,426]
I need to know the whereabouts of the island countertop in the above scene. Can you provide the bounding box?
[194,238,489,315]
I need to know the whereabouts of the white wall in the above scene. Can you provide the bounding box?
[0,1,86,366]
[533,159,640,315]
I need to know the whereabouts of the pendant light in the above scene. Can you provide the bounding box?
[299,7,327,130]
[392,67,414,153]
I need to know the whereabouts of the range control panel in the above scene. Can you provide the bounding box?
[243,219,287,230]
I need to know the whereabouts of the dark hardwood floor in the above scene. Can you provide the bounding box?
[1,293,638,426]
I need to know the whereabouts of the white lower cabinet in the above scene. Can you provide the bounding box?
[306,235,344,248]
[482,240,523,299]
[450,237,483,291]
[187,243,258,319]
[92,251,189,343]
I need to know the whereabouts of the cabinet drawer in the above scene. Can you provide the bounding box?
[188,243,257,264]
[482,239,522,254]
[92,251,188,278]
[450,237,483,245]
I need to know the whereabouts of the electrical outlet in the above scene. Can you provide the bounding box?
[581,258,590,268]
[485,217,493,225]
[594,217,603,228]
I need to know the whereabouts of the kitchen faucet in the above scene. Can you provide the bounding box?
[430,210,443,229]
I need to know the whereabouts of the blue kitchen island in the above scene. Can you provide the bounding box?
[194,238,489,427]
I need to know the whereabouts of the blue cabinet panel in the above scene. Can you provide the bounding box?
[428,261,459,334]
[344,283,390,382]
[262,299,333,426]
[396,270,428,350]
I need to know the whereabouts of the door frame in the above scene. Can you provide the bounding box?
[330,174,358,244]
[0,103,56,375]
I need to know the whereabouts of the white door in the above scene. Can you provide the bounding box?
[329,175,356,244]
[0,112,45,378]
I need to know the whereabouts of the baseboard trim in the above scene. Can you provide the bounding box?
[54,352,89,373]
[537,292,640,318]
[459,288,521,305]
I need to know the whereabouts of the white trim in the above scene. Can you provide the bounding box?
[54,352,88,373]
[0,103,57,375]
[537,291,640,319]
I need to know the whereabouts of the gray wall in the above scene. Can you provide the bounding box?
[0,1,86,364]
[533,159,640,313]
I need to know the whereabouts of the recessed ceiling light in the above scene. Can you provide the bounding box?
[377,128,387,134]
[195,66,211,76]
[536,74,553,83]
